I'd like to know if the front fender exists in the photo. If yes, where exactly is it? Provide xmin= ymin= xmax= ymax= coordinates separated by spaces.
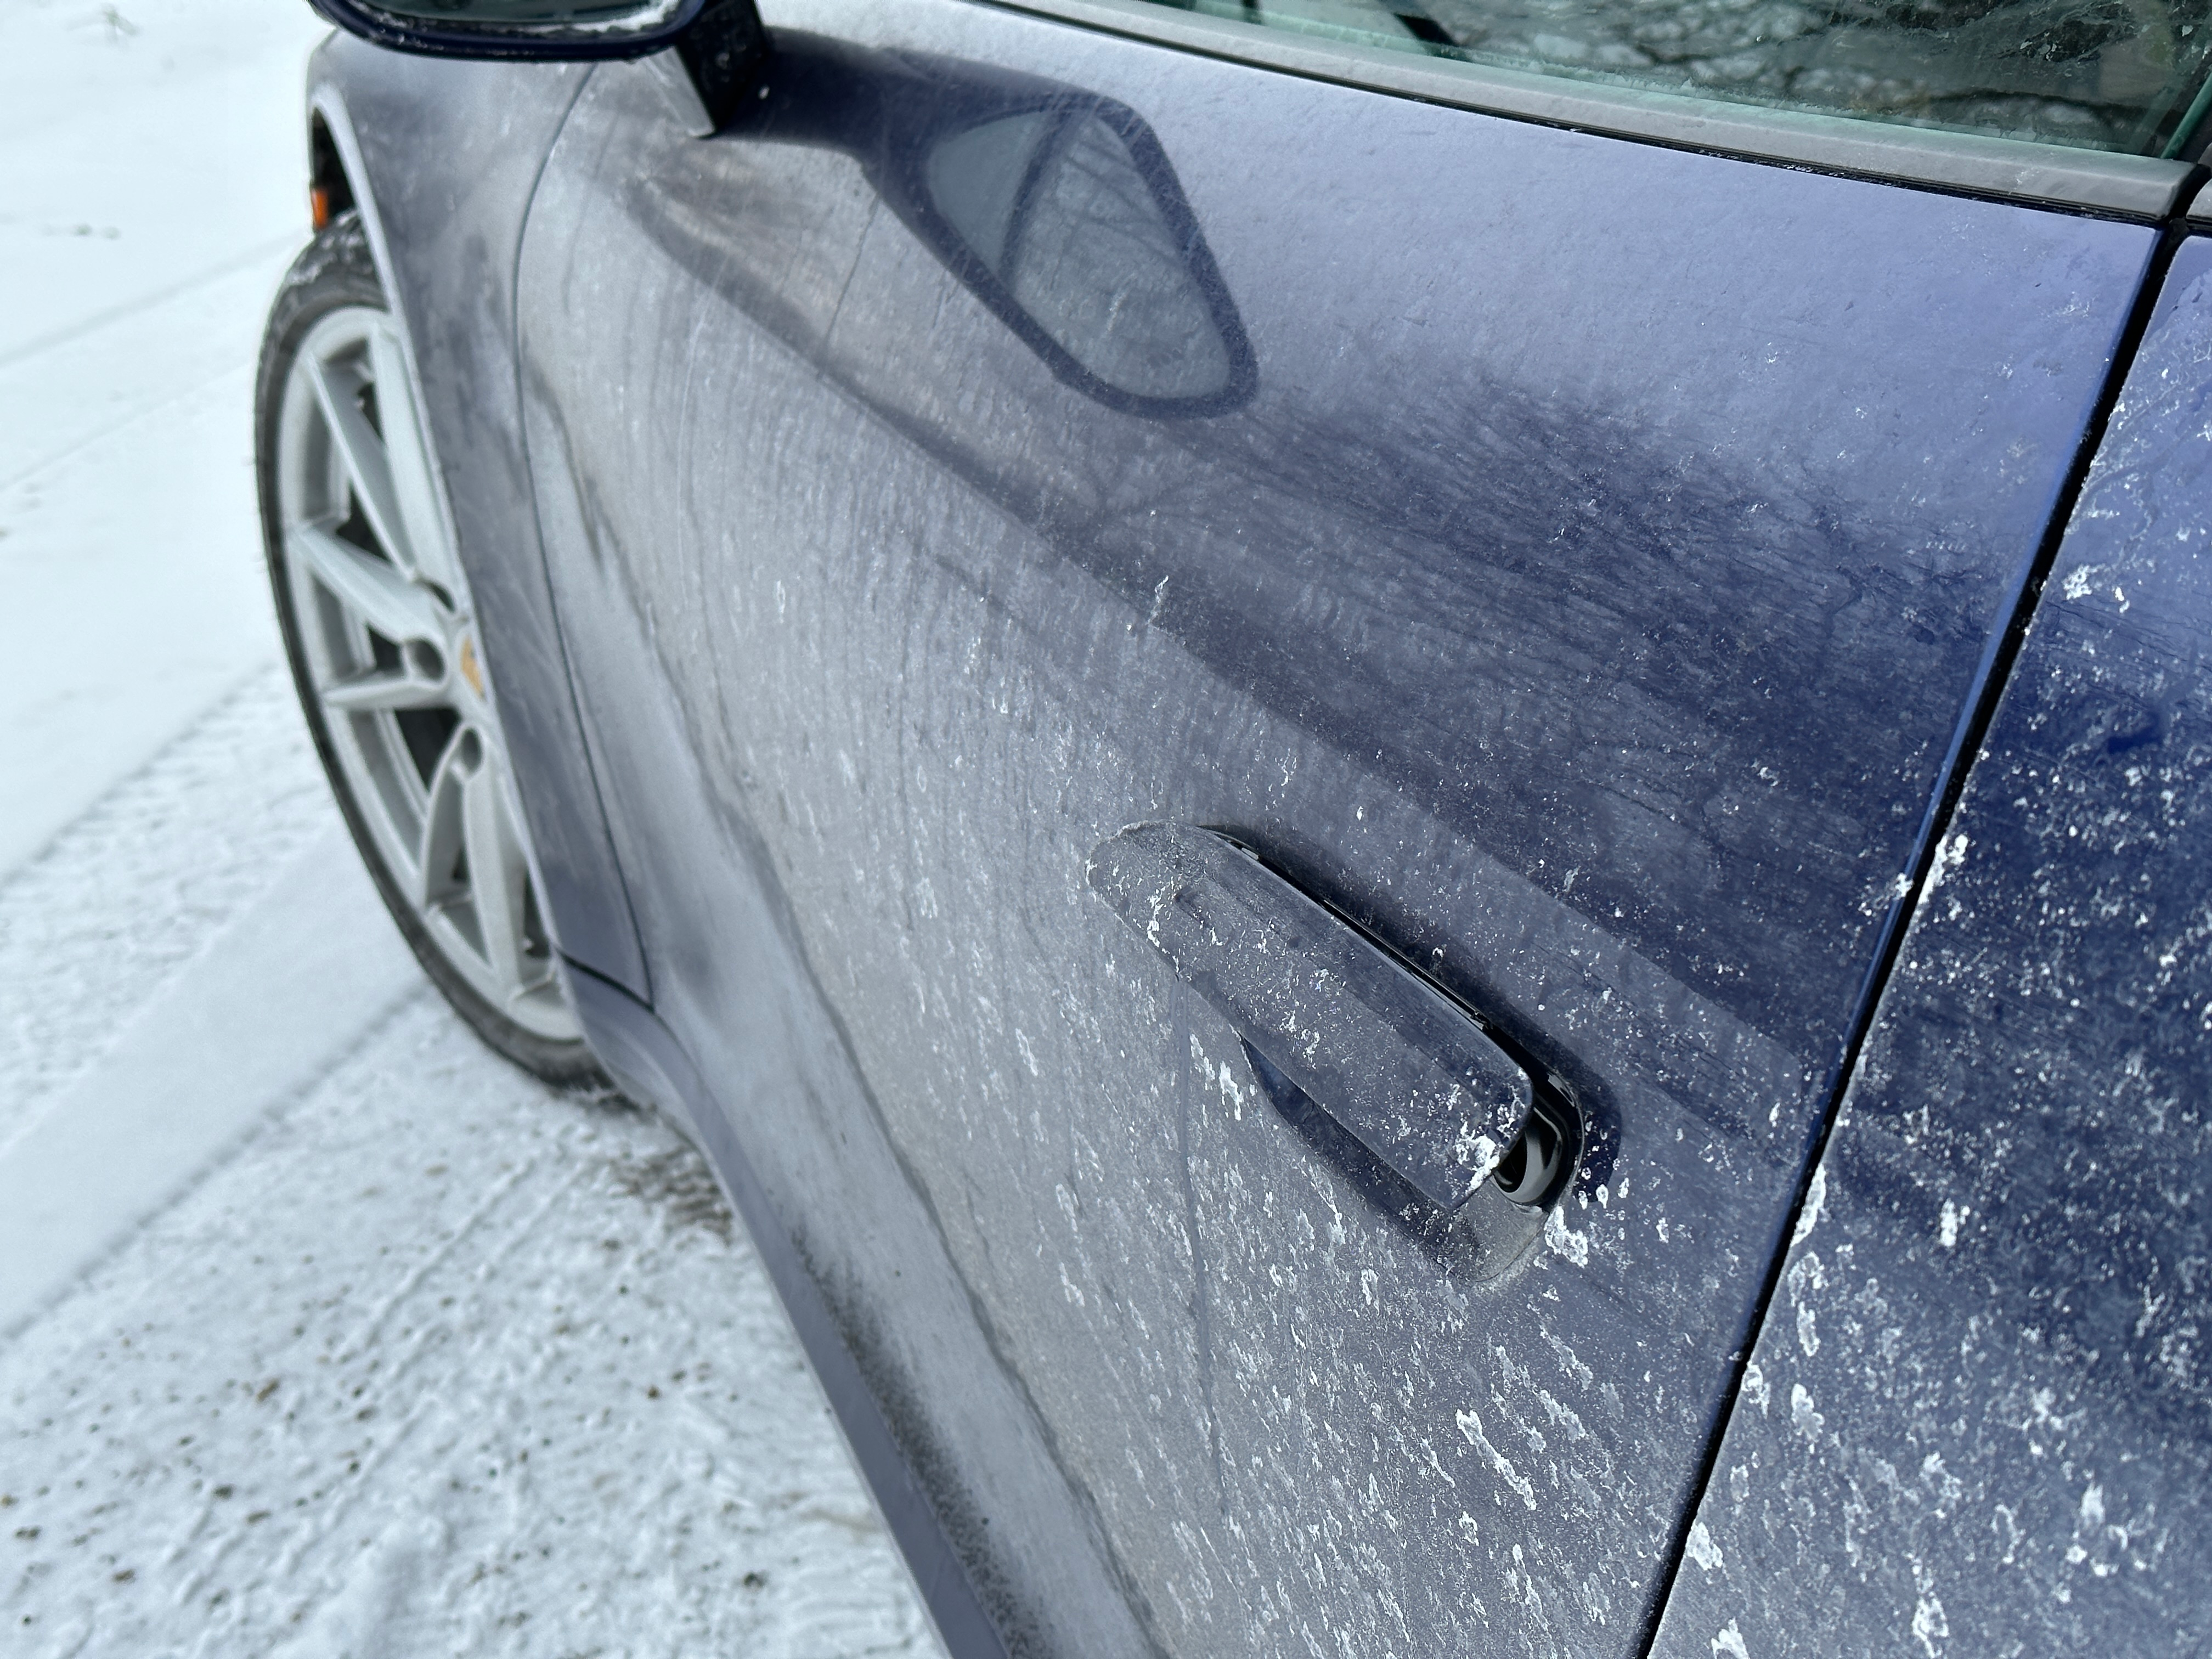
xmin=306 ymin=41 xmax=650 ymax=1001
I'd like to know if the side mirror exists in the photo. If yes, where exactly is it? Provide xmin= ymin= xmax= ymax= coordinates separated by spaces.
xmin=311 ymin=0 xmax=766 ymax=126
xmin=309 ymin=0 xmax=706 ymax=58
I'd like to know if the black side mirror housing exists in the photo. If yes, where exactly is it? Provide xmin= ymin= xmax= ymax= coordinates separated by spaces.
xmin=311 ymin=0 xmax=767 ymax=127
xmin=309 ymin=0 xmax=706 ymax=59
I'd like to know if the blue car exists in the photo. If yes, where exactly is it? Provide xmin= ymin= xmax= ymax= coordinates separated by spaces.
xmin=261 ymin=0 xmax=2212 ymax=1651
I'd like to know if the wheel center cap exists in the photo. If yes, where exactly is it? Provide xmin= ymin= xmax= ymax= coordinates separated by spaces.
xmin=456 ymin=634 xmax=486 ymax=699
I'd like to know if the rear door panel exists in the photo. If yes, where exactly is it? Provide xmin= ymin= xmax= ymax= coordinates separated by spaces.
xmin=514 ymin=2 xmax=2153 ymax=1649
xmin=1650 ymin=235 xmax=2212 ymax=1659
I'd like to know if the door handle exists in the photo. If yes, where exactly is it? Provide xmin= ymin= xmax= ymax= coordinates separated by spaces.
xmin=1087 ymin=823 xmax=1539 ymax=1213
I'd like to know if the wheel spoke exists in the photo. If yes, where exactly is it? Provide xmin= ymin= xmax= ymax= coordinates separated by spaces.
xmin=287 ymin=522 xmax=444 ymax=648
xmin=303 ymin=352 xmax=418 ymax=575
xmin=416 ymin=729 xmax=471 ymax=912
xmin=461 ymin=754 xmax=533 ymax=1001
xmin=365 ymin=326 xmax=462 ymax=596
xmin=320 ymin=665 xmax=448 ymax=713
xmin=275 ymin=298 xmax=578 ymax=1047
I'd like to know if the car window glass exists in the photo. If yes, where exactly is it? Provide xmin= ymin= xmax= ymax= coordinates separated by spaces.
xmin=1132 ymin=0 xmax=2212 ymax=155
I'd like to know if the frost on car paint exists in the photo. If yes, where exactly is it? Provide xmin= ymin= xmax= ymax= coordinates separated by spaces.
xmin=307 ymin=0 xmax=2196 ymax=1647
xmin=1651 ymin=239 xmax=2212 ymax=1659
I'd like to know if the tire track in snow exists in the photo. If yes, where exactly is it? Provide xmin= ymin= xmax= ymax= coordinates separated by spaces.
xmin=0 ymin=236 xmax=295 ymax=375
xmin=1 ymin=708 xmax=943 ymax=1657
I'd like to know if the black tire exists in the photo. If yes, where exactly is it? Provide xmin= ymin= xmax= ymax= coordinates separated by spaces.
xmin=255 ymin=215 xmax=604 ymax=1088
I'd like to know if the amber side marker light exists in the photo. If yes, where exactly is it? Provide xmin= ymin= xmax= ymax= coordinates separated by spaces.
xmin=310 ymin=185 xmax=334 ymax=233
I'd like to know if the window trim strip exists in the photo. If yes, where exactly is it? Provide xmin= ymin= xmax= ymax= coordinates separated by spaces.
xmin=983 ymin=0 xmax=2203 ymax=219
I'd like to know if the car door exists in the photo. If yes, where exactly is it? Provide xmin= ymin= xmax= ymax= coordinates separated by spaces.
xmin=511 ymin=0 xmax=2181 ymax=1651
xmin=1649 ymin=228 xmax=2212 ymax=1658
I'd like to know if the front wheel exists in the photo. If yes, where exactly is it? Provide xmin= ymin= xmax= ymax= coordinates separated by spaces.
xmin=255 ymin=216 xmax=600 ymax=1085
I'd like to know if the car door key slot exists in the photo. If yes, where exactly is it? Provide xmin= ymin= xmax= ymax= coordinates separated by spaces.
xmin=1088 ymin=823 xmax=1534 ymax=1212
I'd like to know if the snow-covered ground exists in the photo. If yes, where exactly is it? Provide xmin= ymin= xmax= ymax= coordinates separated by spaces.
xmin=0 ymin=0 xmax=311 ymax=873
xmin=1 ymin=5 xmax=941 ymax=1654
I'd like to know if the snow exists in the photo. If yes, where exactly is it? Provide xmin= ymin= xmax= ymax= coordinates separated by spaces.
xmin=0 ymin=805 xmax=420 ymax=1336
xmin=2 ymin=977 xmax=934 ymax=1657
xmin=2 ymin=7 xmax=944 ymax=1653
xmin=0 ymin=0 xmax=317 ymax=873
xmin=0 ymin=676 xmax=338 ymax=1145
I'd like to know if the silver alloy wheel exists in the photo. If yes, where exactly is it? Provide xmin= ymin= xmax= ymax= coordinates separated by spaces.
xmin=272 ymin=304 xmax=579 ymax=1042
